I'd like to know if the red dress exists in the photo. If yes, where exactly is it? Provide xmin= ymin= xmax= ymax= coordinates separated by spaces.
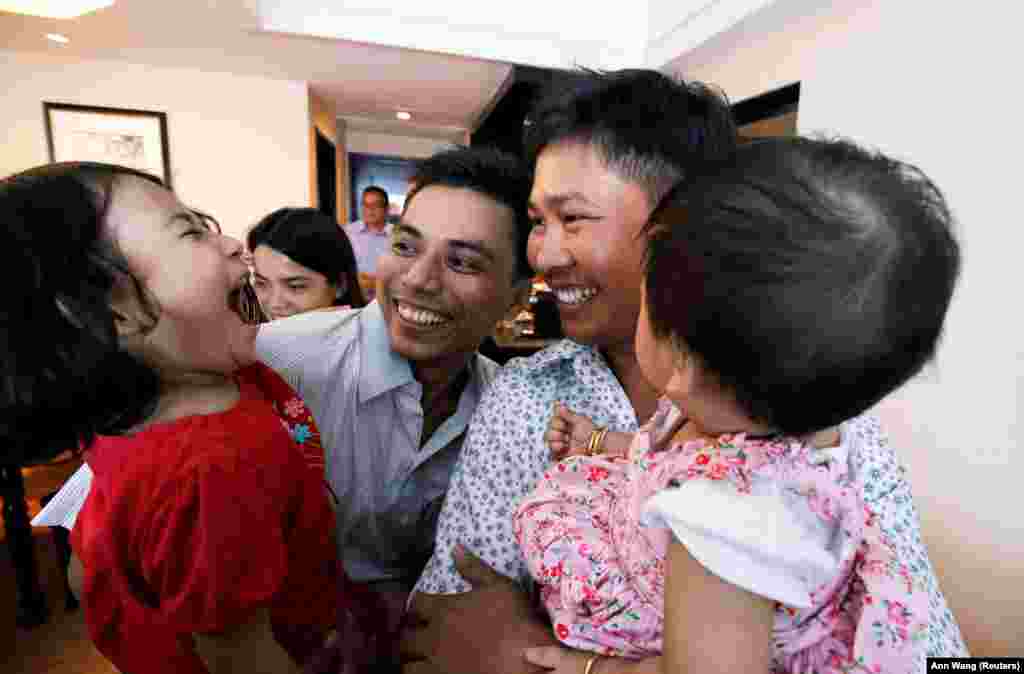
xmin=71 ymin=363 xmax=342 ymax=673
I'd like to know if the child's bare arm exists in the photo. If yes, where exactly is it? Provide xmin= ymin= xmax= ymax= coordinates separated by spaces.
xmin=599 ymin=431 xmax=632 ymax=459
xmin=546 ymin=402 xmax=633 ymax=460
xmin=661 ymin=541 xmax=774 ymax=674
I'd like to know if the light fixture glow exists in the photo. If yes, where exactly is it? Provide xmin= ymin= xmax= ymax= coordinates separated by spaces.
xmin=396 ymin=111 xmax=412 ymax=121
xmin=0 ymin=0 xmax=116 ymax=19
xmin=45 ymin=32 xmax=69 ymax=43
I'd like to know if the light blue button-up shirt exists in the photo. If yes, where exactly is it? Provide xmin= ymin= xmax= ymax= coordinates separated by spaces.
xmin=343 ymin=221 xmax=392 ymax=274
xmin=255 ymin=301 xmax=499 ymax=584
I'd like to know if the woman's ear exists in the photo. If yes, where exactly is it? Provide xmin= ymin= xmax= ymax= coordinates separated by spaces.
xmin=109 ymin=280 xmax=154 ymax=339
xmin=334 ymin=276 xmax=348 ymax=301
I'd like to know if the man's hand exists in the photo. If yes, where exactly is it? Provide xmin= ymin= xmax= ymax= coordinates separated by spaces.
xmin=192 ymin=608 xmax=302 ymax=674
xmin=400 ymin=546 xmax=557 ymax=674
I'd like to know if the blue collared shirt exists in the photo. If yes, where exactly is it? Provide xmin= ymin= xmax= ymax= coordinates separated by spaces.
xmin=344 ymin=220 xmax=392 ymax=274
xmin=255 ymin=301 xmax=499 ymax=583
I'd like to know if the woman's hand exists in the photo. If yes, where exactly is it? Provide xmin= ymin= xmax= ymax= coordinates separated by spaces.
xmin=546 ymin=402 xmax=597 ymax=459
xmin=525 ymin=647 xmax=661 ymax=674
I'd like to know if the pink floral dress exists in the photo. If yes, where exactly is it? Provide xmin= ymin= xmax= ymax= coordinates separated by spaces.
xmin=513 ymin=397 xmax=929 ymax=673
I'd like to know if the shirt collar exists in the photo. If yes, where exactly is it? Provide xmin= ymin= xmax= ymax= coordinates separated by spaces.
xmin=358 ymin=221 xmax=392 ymax=236
xmin=356 ymin=300 xmax=494 ymax=405
xmin=520 ymin=338 xmax=641 ymax=431
xmin=358 ymin=300 xmax=415 ymax=403
xmin=415 ymin=356 xmax=493 ymax=464
xmin=517 ymin=338 xmax=594 ymax=374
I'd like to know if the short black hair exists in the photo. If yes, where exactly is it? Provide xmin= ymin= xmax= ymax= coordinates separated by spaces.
xmin=362 ymin=185 xmax=389 ymax=206
xmin=406 ymin=146 xmax=533 ymax=281
xmin=524 ymin=68 xmax=738 ymax=204
xmin=643 ymin=136 xmax=961 ymax=435
xmin=1 ymin=162 xmax=167 ymax=464
xmin=248 ymin=207 xmax=367 ymax=308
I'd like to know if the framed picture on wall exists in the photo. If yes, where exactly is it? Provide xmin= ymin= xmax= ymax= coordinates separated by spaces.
xmin=43 ymin=102 xmax=172 ymax=187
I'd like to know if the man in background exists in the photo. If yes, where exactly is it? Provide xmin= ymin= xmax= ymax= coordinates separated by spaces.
xmin=346 ymin=185 xmax=392 ymax=299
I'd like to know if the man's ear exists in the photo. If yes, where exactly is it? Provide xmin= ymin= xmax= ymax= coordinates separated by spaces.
xmin=664 ymin=351 xmax=698 ymax=401
xmin=663 ymin=369 xmax=694 ymax=402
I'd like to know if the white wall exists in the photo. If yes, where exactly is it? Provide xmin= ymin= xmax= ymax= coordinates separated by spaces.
xmin=345 ymin=130 xmax=454 ymax=159
xmin=1 ymin=49 xmax=310 ymax=241
xmin=663 ymin=0 xmax=851 ymax=103
xmin=254 ymin=0 xmax=646 ymax=70
xmin=666 ymin=0 xmax=1023 ymax=655
xmin=645 ymin=0 xmax=776 ymax=70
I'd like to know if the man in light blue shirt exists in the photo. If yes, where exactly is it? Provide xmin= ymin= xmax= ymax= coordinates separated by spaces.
xmin=344 ymin=186 xmax=392 ymax=275
xmin=256 ymin=148 xmax=532 ymax=590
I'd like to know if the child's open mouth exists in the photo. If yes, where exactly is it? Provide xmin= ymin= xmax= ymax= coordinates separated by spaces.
xmin=229 ymin=278 xmax=268 ymax=325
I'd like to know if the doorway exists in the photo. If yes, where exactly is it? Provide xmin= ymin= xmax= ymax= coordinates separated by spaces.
xmin=348 ymin=153 xmax=417 ymax=224
xmin=315 ymin=130 xmax=337 ymax=220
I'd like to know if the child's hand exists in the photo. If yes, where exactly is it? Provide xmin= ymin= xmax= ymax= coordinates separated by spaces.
xmin=545 ymin=402 xmax=597 ymax=460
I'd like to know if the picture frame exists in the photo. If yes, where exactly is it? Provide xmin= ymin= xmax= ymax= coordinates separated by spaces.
xmin=43 ymin=102 xmax=172 ymax=187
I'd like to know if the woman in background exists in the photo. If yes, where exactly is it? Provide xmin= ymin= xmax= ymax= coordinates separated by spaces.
xmin=249 ymin=207 xmax=368 ymax=320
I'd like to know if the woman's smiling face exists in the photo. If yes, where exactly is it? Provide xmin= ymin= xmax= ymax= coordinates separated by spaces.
xmin=252 ymin=244 xmax=338 ymax=320
xmin=527 ymin=141 xmax=653 ymax=350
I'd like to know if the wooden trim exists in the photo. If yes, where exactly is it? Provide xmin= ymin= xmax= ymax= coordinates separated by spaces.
xmin=731 ymin=82 xmax=800 ymax=127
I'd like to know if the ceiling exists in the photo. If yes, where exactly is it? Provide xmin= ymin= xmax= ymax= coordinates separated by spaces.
xmin=0 ymin=0 xmax=514 ymax=138
xmin=0 ymin=0 xmax=778 ymax=138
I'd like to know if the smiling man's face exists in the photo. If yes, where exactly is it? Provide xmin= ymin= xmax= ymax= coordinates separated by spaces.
xmin=376 ymin=185 xmax=522 ymax=368
xmin=527 ymin=141 xmax=652 ymax=350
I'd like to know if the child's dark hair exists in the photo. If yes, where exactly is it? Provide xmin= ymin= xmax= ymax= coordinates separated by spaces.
xmin=524 ymin=68 xmax=738 ymax=205
xmin=407 ymin=146 xmax=533 ymax=281
xmin=247 ymin=207 xmax=368 ymax=308
xmin=643 ymin=137 xmax=961 ymax=435
xmin=1 ymin=162 xmax=173 ymax=464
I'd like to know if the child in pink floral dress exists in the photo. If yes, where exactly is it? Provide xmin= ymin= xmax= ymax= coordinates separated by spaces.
xmin=514 ymin=137 xmax=960 ymax=674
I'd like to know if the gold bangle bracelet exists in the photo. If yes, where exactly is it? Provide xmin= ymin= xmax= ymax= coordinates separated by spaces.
xmin=586 ymin=427 xmax=606 ymax=456
xmin=584 ymin=654 xmax=604 ymax=674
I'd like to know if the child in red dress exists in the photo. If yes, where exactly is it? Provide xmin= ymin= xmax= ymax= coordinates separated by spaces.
xmin=0 ymin=162 xmax=381 ymax=673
